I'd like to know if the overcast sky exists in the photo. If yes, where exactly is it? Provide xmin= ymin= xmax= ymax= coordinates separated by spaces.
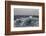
xmin=14 ymin=8 xmax=39 ymax=16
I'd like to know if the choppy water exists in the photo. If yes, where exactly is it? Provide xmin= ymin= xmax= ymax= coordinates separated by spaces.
xmin=14 ymin=15 xmax=39 ymax=27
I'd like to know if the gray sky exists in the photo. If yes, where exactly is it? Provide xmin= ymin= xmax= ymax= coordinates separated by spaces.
xmin=14 ymin=8 xmax=39 ymax=16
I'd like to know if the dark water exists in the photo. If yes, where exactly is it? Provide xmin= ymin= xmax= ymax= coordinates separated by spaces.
xmin=14 ymin=15 xmax=39 ymax=27
xmin=14 ymin=15 xmax=39 ymax=20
